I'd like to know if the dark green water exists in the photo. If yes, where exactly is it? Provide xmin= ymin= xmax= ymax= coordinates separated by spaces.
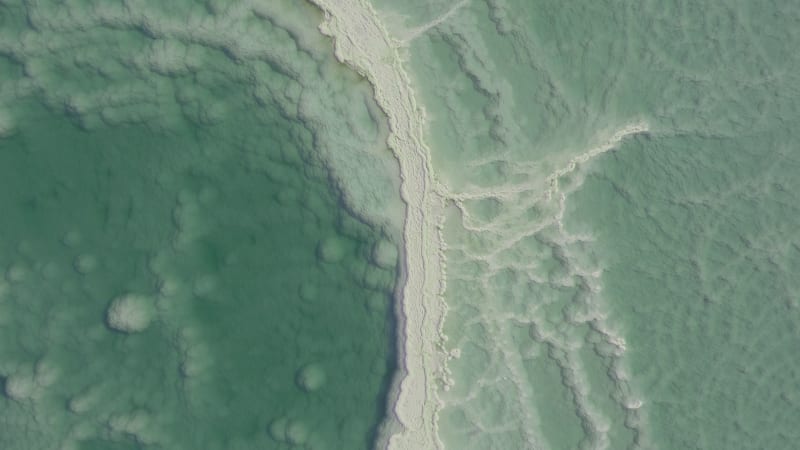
xmin=0 ymin=1 xmax=400 ymax=449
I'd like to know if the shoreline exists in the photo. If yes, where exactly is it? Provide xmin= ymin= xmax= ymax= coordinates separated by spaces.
xmin=306 ymin=0 xmax=448 ymax=449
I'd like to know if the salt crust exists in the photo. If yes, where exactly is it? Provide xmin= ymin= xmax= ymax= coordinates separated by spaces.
xmin=307 ymin=1 xmax=651 ymax=449
xmin=308 ymin=1 xmax=449 ymax=448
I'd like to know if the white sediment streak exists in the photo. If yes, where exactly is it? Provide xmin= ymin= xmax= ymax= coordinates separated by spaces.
xmin=399 ymin=0 xmax=469 ymax=45
xmin=307 ymin=1 xmax=447 ymax=449
xmin=545 ymin=121 xmax=650 ymax=200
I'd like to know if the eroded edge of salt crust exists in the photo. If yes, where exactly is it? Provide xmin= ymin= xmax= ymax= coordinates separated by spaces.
xmin=306 ymin=1 xmax=449 ymax=449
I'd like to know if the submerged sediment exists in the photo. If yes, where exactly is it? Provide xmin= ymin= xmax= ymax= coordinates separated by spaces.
xmin=312 ymin=1 xmax=800 ymax=449
xmin=0 ymin=1 xmax=402 ymax=448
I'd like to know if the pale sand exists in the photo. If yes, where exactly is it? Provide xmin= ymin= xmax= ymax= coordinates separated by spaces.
xmin=307 ymin=1 xmax=448 ymax=449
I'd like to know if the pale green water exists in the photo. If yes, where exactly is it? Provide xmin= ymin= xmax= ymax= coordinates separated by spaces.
xmin=366 ymin=0 xmax=800 ymax=449
xmin=4 ymin=0 xmax=800 ymax=449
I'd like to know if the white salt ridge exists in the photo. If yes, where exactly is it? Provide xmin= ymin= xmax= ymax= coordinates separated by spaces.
xmin=308 ymin=1 xmax=656 ymax=449
xmin=309 ymin=1 xmax=448 ymax=448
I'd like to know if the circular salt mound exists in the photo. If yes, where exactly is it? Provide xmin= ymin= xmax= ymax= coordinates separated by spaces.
xmin=268 ymin=417 xmax=288 ymax=442
xmin=299 ymin=282 xmax=318 ymax=302
xmin=73 ymin=254 xmax=97 ymax=274
xmin=3 ymin=374 xmax=36 ymax=401
xmin=317 ymin=237 xmax=346 ymax=263
xmin=62 ymin=231 xmax=82 ymax=247
xmin=296 ymin=364 xmax=326 ymax=392
xmin=372 ymin=239 xmax=398 ymax=269
xmin=268 ymin=417 xmax=308 ymax=445
xmin=106 ymin=294 xmax=155 ymax=333
xmin=286 ymin=420 xmax=309 ymax=445
xmin=365 ymin=293 xmax=387 ymax=314
xmin=0 ymin=110 xmax=15 ymax=138
xmin=5 ymin=262 xmax=28 ymax=283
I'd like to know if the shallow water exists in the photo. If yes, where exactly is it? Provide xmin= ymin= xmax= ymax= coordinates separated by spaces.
xmin=0 ymin=1 xmax=401 ymax=449
xmin=4 ymin=0 xmax=800 ymax=449
xmin=363 ymin=0 xmax=800 ymax=448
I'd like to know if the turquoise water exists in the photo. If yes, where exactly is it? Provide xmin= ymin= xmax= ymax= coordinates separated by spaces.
xmin=0 ymin=1 xmax=402 ymax=449
xmin=4 ymin=0 xmax=800 ymax=449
